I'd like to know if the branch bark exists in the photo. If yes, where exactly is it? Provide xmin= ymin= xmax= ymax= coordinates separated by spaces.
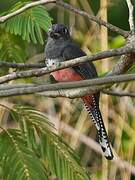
xmin=126 ymin=0 xmax=135 ymax=33
xmin=102 ymin=89 xmax=135 ymax=98
xmin=0 ymin=45 xmax=134 ymax=84
xmin=0 ymin=61 xmax=45 ymax=69
xmin=107 ymin=54 xmax=135 ymax=76
xmin=0 ymin=73 xmax=135 ymax=98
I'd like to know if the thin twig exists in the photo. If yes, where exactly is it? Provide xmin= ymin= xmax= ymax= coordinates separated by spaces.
xmin=0 ymin=45 xmax=133 ymax=84
xmin=0 ymin=0 xmax=56 ymax=23
xmin=0 ymin=61 xmax=45 ymax=69
xmin=126 ymin=0 xmax=135 ymax=33
xmin=0 ymin=73 xmax=135 ymax=98
xmin=102 ymin=89 xmax=135 ymax=98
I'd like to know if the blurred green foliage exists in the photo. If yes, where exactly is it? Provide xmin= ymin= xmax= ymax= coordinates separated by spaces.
xmin=0 ymin=106 xmax=90 ymax=180
xmin=0 ymin=1 xmax=52 ymax=62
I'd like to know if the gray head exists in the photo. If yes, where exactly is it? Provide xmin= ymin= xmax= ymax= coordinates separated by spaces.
xmin=48 ymin=24 xmax=70 ymax=40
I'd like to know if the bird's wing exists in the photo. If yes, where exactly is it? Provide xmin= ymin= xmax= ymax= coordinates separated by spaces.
xmin=62 ymin=43 xmax=98 ymax=79
xmin=62 ymin=43 xmax=99 ymax=103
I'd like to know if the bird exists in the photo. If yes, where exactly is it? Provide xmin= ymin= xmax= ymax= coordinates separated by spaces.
xmin=44 ymin=23 xmax=114 ymax=160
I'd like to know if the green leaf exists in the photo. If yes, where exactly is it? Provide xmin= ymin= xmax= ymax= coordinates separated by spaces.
xmin=0 ymin=2 xmax=52 ymax=44
xmin=0 ymin=105 xmax=90 ymax=180
xmin=0 ymin=129 xmax=49 ymax=180
xmin=11 ymin=106 xmax=91 ymax=180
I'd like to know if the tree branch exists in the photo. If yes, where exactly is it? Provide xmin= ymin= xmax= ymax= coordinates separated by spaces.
xmin=107 ymin=54 xmax=135 ymax=76
xmin=0 ymin=73 xmax=135 ymax=98
xmin=126 ymin=0 xmax=135 ymax=33
xmin=0 ymin=61 xmax=45 ymax=69
xmin=0 ymin=45 xmax=134 ymax=84
xmin=102 ymin=88 xmax=135 ymax=97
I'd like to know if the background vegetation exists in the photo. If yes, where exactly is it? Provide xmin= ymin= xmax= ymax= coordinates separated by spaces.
xmin=0 ymin=0 xmax=135 ymax=180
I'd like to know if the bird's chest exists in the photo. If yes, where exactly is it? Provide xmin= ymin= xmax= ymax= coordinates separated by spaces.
xmin=51 ymin=68 xmax=82 ymax=82
xmin=45 ymin=39 xmax=66 ymax=59
xmin=46 ymin=57 xmax=82 ymax=82
xmin=45 ymin=38 xmax=82 ymax=82
xmin=46 ymin=46 xmax=62 ymax=59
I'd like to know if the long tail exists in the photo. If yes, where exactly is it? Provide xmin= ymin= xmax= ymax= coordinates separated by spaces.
xmin=82 ymin=95 xmax=114 ymax=160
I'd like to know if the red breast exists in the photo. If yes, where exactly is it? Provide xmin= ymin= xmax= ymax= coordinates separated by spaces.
xmin=51 ymin=68 xmax=82 ymax=82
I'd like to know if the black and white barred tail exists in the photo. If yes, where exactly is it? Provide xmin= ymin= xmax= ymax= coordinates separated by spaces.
xmin=83 ymin=95 xmax=114 ymax=160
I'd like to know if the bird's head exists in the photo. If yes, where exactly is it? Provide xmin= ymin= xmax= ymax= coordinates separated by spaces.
xmin=48 ymin=24 xmax=70 ymax=40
